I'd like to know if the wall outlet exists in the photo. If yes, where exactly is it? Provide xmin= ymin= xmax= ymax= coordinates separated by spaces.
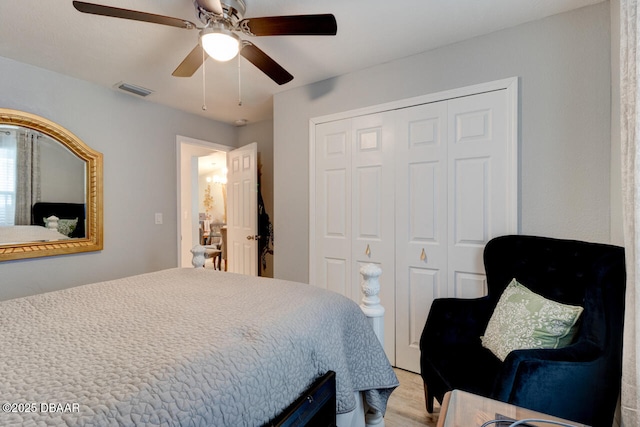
xmin=155 ymin=213 xmax=163 ymax=225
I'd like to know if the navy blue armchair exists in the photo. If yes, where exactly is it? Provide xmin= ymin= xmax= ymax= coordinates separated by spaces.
xmin=420 ymin=235 xmax=625 ymax=427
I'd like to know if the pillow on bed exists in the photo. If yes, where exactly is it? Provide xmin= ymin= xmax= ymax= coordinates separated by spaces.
xmin=480 ymin=278 xmax=583 ymax=361
xmin=45 ymin=217 xmax=78 ymax=237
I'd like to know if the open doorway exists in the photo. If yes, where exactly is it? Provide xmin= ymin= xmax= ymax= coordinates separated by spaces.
xmin=197 ymin=152 xmax=228 ymax=270
xmin=176 ymin=135 xmax=231 ymax=268
xmin=177 ymin=136 xmax=271 ymax=276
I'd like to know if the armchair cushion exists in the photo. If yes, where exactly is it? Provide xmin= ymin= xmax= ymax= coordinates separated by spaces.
xmin=481 ymin=278 xmax=583 ymax=361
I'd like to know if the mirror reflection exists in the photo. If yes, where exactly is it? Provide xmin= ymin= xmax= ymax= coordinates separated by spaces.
xmin=0 ymin=108 xmax=102 ymax=261
xmin=0 ymin=125 xmax=86 ymax=245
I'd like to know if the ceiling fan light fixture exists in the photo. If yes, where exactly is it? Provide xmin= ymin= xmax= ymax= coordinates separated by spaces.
xmin=200 ymin=26 xmax=240 ymax=62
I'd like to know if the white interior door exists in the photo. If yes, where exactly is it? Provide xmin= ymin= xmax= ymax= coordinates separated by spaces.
xmin=313 ymin=114 xmax=396 ymax=361
xmin=394 ymin=89 xmax=516 ymax=373
xmin=350 ymin=112 xmax=396 ymax=361
xmin=447 ymin=90 xmax=511 ymax=300
xmin=314 ymin=118 xmax=352 ymax=296
xmin=395 ymin=102 xmax=449 ymax=373
xmin=226 ymin=142 xmax=258 ymax=275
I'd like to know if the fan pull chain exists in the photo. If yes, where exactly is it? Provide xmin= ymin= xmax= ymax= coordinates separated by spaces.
xmin=202 ymin=47 xmax=207 ymax=111
xmin=237 ymin=53 xmax=242 ymax=107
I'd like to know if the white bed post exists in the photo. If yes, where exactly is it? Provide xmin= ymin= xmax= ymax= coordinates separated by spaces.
xmin=190 ymin=245 xmax=206 ymax=268
xmin=359 ymin=264 xmax=385 ymax=427
xmin=45 ymin=215 xmax=59 ymax=230
xmin=359 ymin=264 xmax=384 ymax=345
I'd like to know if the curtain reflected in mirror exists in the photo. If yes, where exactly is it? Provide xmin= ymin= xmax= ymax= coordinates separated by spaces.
xmin=15 ymin=130 xmax=40 ymax=225
xmin=0 ymin=128 xmax=42 ymax=226
xmin=0 ymin=109 xmax=102 ymax=261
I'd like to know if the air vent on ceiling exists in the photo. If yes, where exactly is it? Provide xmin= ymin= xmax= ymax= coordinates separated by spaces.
xmin=115 ymin=82 xmax=154 ymax=97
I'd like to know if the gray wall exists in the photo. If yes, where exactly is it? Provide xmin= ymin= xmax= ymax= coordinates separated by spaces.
xmin=610 ymin=0 xmax=623 ymax=246
xmin=273 ymin=3 xmax=612 ymax=283
xmin=0 ymin=56 xmax=238 ymax=300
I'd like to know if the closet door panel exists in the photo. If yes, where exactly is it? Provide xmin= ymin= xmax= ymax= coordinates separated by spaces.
xmin=402 ymin=266 xmax=442 ymax=371
xmin=408 ymin=161 xmax=442 ymax=241
xmin=453 ymin=156 xmax=490 ymax=244
xmin=448 ymin=90 xmax=509 ymax=299
xmin=325 ymin=169 xmax=348 ymax=237
xmin=354 ymin=165 xmax=383 ymax=239
xmin=314 ymin=119 xmax=352 ymax=295
xmin=395 ymin=102 xmax=448 ymax=373
xmin=324 ymin=258 xmax=348 ymax=296
xmin=453 ymin=271 xmax=488 ymax=299
xmin=351 ymin=113 xmax=396 ymax=361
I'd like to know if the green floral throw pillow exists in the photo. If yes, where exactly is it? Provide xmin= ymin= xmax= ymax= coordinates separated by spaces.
xmin=481 ymin=278 xmax=584 ymax=361
xmin=57 ymin=218 xmax=78 ymax=236
xmin=44 ymin=217 xmax=78 ymax=237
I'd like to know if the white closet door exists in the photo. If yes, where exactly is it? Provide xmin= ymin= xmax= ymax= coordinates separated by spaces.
xmin=447 ymin=90 xmax=511 ymax=300
xmin=350 ymin=112 xmax=396 ymax=361
xmin=395 ymin=89 xmax=515 ymax=373
xmin=395 ymin=102 xmax=448 ymax=373
xmin=313 ymin=82 xmax=517 ymax=373
xmin=314 ymin=119 xmax=353 ymax=297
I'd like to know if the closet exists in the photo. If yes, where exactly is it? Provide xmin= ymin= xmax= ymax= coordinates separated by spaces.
xmin=310 ymin=79 xmax=518 ymax=372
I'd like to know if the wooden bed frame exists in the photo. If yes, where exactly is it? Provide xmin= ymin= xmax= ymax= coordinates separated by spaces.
xmin=268 ymin=371 xmax=336 ymax=427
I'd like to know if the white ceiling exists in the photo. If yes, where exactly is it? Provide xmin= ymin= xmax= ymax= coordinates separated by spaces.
xmin=0 ymin=0 xmax=603 ymax=126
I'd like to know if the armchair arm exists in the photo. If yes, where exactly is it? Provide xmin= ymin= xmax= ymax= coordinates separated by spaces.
xmin=420 ymin=296 xmax=494 ymax=350
xmin=492 ymin=341 xmax=604 ymax=421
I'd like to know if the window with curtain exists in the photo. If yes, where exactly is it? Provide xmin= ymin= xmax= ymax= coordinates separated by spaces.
xmin=0 ymin=130 xmax=17 ymax=226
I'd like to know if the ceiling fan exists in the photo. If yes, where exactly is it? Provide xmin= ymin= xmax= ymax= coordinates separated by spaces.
xmin=72 ymin=0 xmax=337 ymax=85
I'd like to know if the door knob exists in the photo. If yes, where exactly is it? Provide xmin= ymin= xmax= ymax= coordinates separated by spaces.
xmin=246 ymin=235 xmax=260 ymax=240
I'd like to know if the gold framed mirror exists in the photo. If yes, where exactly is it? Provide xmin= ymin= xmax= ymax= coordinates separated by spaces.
xmin=0 ymin=109 xmax=103 ymax=261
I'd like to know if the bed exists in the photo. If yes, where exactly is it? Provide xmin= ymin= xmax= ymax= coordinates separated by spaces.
xmin=0 ymin=267 xmax=398 ymax=426
xmin=32 ymin=202 xmax=86 ymax=238
xmin=0 ymin=225 xmax=70 ymax=245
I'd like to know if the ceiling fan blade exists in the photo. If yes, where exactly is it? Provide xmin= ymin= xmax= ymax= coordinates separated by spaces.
xmin=72 ymin=1 xmax=197 ymax=29
xmin=172 ymin=45 xmax=207 ymax=77
xmin=239 ymin=14 xmax=337 ymax=36
xmin=194 ymin=0 xmax=223 ymax=16
xmin=240 ymin=43 xmax=293 ymax=85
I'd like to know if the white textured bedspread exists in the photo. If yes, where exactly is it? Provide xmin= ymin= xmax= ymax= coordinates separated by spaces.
xmin=0 ymin=268 xmax=398 ymax=426
xmin=0 ymin=225 xmax=69 ymax=244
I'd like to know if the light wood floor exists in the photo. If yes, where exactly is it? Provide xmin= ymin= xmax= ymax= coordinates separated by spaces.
xmin=385 ymin=368 xmax=440 ymax=427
